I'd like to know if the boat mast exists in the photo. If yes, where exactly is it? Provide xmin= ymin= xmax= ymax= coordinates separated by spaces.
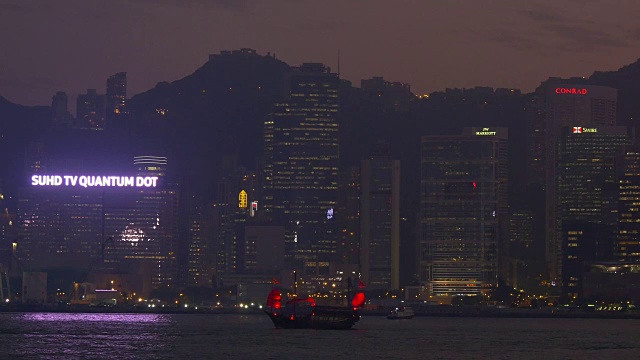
xmin=293 ymin=270 xmax=297 ymax=319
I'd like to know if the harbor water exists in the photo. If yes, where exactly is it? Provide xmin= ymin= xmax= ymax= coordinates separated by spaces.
xmin=0 ymin=313 xmax=638 ymax=359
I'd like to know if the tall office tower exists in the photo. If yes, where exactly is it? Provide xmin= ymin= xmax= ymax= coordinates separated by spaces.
xmin=0 ymin=182 xmax=16 ymax=269
xmin=508 ymin=211 xmax=535 ymax=289
xmin=618 ymin=146 xmax=640 ymax=263
xmin=76 ymin=89 xmax=106 ymax=130
xmin=262 ymin=116 xmax=275 ymax=215
xmin=187 ymin=204 xmax=215 ymax=287
xmin=18 ymin=158 xmax=179 ymax=290
xmin=557 ymin=126 xmax=631 ymax=300
xmin=106 ymin=72 xmax=127 ymax=128
xmin=265 ymin=63 xmax=340 ymax=273
xmin=528 ymin=80 xmax=617 ymax=281
xmin=51 ymin=91 xmax=74 ymax=127
xmin=336 ymin=166 xmax=360 ymax=266
xmin=419 ymin=127 xmax=508 ymax=301
xmin=17 ymin=188 xmax=104 ymax=266
xmin=212 ymin=168 xmax=257 ymax=276
xmin=562 ymin=222 xmax=615 ymax=303
xmin=103 ymin=187 xmax=179 ymax=288
xmin=360 ymin=145 xmax=400 ymax=290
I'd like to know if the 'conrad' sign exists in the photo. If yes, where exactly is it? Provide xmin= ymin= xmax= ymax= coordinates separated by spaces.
xmin=555 ymin=87 xmax=588 ymax=95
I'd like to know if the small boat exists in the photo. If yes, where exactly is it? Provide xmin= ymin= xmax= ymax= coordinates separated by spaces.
xmin=387 ymin=306 xmax=415 ymax=320
xmin=264 ymin=273 xmax=366 ymax=330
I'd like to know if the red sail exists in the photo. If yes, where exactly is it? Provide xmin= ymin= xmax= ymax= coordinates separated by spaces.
xmin=351 ymin=292 xmax=365 ymax=308
xmin=267 ymin=289 xmax=282 ymax=309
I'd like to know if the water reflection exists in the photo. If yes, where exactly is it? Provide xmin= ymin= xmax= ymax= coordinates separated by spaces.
xmin=22 ymin=312 xmax=169 ymax=323
xmin=3 ymin=313 xmax=173 ymax=359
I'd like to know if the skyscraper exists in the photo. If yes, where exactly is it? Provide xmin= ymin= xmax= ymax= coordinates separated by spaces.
xmin=360 ymin=145 xmax=400 ymax=290
xmin=17 ymin=157 xmax=179 ymax=289
xmin=106 ymin=72 xmax=127 ymax=128
xmin=264 ymin=63 xmax=340 ymax=274
xmin=557 ymin=125 xmax=631 ymax=301
xmin=618 ymin=146 xmax=640 ymax=264
xmin=51 ymin=91 xmax=74 ymax=128
xmin=528 ymin=80 xmax=617 ymax=281
xmin=76 ymin=89 xmax=106 ymax=130
xmin=419 ymin=127 xmax=508 ymax=301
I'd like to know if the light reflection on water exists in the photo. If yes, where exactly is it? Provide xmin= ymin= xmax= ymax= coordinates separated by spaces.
xmin=21 ymin=312 xmax=169 ymax=323
xmin=1 ymin=313 xmax=639 ymax=359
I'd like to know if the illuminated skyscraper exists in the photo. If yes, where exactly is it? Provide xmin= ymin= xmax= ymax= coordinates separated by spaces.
xmin=76 ymin=89 xmax=106 ymax=130
xmin=106 ymin=72 xmax=127 ymax=128
xmin=16 ymin=157 xmax=180 ymax=289
xmin=419 ymin=127 xmax=508 ymax=300
xmin=557 ymin=126 xmax=631 ymax=301
xmin=618 ymin=146 xmax=640 ymax=264
xmin=336 ymin=166 xmax=360 ymax=266
xmin=528 ymin=80 xmax=617 ymax=281
xmin=360 ymin=145 xmax=400 ymax=290
xmin=264 ymin=63 xmax=340 ymax=273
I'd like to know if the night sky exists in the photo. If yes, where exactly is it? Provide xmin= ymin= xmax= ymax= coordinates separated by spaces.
xmin=2 ymin=0 xmax=640 ymax=107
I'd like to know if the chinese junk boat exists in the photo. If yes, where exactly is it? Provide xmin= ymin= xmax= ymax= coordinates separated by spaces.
xmin=264 ymin=278 xmax=366 ymax=330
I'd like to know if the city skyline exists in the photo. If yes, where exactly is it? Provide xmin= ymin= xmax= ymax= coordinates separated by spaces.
xmin=2 ymin=0 xmax=640 ymax=107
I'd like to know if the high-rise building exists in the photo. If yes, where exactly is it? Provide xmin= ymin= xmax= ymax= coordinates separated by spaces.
xmin=419 ymin=127 xmax=508 ymax=301
xmin=212 ymin=167 xmax=258 ymax=276
xmin=187 ymin=203 xmax=216 ymax=288
xmin=264 ymin=63 xmax=340 ymax=273
xmin=336 ymin=166 xmax=360 ymax=266
xmin=16 ymin=157 xmax=179 ymax=289
xmin=360 ymin=145 xmax=400 ymax=290
xmin=76 ymin=89 xmax=106 ymax=130
xmin=562 ymin=222 xmax=615 ymax=303
xmin=528 ymin=80 xmax=617 ymax=281
xmin=555 ymin=125 xmax=630 ymax=293
xmin=106 ymin=72 xmax=127 ymax=128
xmin=618 ymin=146 xmax=640 ymax=264
xmin=51 ymin=91 xmax=74 ymax=127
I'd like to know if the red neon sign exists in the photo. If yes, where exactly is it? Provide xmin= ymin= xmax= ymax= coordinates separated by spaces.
xmin=555 ymin=87 xmax=588 ymax=95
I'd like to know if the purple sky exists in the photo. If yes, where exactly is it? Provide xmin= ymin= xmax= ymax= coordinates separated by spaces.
xmin=2 ymin=0 xmax=640 ymax=107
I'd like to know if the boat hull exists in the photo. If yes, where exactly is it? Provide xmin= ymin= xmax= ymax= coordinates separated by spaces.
xmin=386 ymin=314 xmax=414 ymax=320
xmin=265 ymin=307 xmax=360 ymax=330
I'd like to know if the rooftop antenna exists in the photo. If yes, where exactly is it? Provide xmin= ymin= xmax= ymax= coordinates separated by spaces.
xmin=337 ymin=49 xmax=341 ymax=76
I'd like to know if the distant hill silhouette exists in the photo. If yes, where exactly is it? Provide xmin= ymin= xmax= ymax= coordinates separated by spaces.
xmin=589 ymin=59 xmax=640 ymax=128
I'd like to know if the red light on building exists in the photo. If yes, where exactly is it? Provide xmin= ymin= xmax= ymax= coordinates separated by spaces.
xmin=555 ymin=87 xmax=588 ymax=95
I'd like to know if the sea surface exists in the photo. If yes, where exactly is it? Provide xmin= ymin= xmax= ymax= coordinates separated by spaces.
xmin=0 ymin=312 xmax=638 ymax=359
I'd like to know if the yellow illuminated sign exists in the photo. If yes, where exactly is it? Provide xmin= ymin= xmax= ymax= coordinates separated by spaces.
xmin=239 ymin=190 xmax=248 ymax=208
xmin=475 ymin=128 xmax=496 ymax=136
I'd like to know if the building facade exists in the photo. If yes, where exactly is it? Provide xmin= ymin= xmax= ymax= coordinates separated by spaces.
xmin=264 ymin=63 xmax=340 ymax=274
xmin=528 ymin=80 xmax=617 ymax=281
xmin=360 ymin=146 xmax=400 ymax=290
xmin=419 ymin=127 xmax=508 ymax=300
xmin=556 ymin=126 xmax=631 ymax=301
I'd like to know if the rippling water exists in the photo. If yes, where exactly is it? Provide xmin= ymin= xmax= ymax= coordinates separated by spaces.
xmin=0 ymin=312 xmax=639 ymax=359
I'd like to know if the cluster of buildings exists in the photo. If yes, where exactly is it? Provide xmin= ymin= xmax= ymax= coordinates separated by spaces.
xmin=2 ymin=49 xmax=640 ymax=307
xmin=51 ymin=72 xmax=127 ymax=130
